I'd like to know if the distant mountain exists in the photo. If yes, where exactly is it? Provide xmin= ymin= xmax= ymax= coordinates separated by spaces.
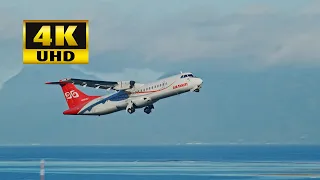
xmin=0 ymin=65 xmax=106 ymax=144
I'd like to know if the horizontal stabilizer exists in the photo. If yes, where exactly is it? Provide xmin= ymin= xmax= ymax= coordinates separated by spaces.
xmin=45 ymin=81 xmax=69 ymax=85
xmin=46 ymin=78 xmax=119 ymax=90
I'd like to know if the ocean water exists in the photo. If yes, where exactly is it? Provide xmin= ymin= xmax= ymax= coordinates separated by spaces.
xmin=0 ymin=145 xmax=320 ymax=180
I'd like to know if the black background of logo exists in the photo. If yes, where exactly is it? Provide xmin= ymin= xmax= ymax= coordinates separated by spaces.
xmin=25 ymin=22 xmax=87 ymax=49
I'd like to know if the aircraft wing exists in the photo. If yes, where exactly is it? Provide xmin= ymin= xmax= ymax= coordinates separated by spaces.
xmin=46 ymin=78 xmax=135 ymax=90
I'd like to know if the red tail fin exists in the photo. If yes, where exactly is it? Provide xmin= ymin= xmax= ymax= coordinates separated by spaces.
xmin=60 ymin=83 xmax=91 ymax=108
xmin=46 ymin=80 xmax=100 ymax=109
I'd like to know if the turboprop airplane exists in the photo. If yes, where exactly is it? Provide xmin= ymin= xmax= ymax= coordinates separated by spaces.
xmin=45 ymin=72 xmax=203 ymax=116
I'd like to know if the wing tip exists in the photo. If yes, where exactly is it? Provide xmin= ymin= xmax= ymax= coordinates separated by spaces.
xmin=45 ymin=81 xmax=60 ymax=84
xmin=45 ymin=78 xmax=72 ymax=85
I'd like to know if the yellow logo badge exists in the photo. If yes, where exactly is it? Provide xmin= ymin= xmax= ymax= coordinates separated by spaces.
xmin=23 ymin=20 xmax=89 ymax=64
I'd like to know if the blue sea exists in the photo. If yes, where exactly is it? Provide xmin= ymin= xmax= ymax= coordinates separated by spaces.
xmin=1 ymin=145 xmax=320 ymax=180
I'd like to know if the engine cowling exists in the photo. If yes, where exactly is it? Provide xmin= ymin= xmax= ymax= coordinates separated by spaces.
xmin=132 ymin=97 xmax=152 ymax=108
xmin=113 ymin=81 xmax=136 ymax=90
xmin=129 ymin=81 xmax=135 ymax=88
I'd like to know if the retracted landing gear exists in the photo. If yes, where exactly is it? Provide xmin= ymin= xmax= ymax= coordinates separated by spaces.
xmin=144 ymin=104 xmax=154 ymax=114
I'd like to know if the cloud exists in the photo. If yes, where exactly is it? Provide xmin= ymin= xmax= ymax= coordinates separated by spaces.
xmin=0 ymin=0 xmax=99 ymax=90
xmin=267 ymin=32 xmax=320 ymax=66
xmin=242 ymin=5 xmax=280 ymax=15
xmin=0 ymin=0 xmax=319 ymax=84
xmin=71 ymin=65 xmax=164 ymax=82
xmin=72 ymin=0 xmax=320 ymax=68
xmin=0 ymin=47 xmax=23 ymax=90
xmin=300 ymin=0 xmax=320 ymax=15
xmin=0 ymin=7 xmax=24 ymax=89
xmin=0 ymin=63 xmax=22 ymax=90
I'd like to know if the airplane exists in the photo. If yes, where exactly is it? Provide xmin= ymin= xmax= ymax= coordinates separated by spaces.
xmin=45 ymin=72 xmax=203 ymax=116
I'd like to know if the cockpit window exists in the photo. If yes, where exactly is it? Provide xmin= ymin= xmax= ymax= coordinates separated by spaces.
xmin=181 ymin=74 xmax=194 ymax=78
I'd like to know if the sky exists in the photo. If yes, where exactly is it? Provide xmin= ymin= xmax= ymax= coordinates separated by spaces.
xmin=0 ymin=0 xmax=320 ymax=145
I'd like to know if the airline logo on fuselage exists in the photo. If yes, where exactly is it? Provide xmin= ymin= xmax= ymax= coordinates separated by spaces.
xmin=173 ymin=83 xmax=188 ymax=89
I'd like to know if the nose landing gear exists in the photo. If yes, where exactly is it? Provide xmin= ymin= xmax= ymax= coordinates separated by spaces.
xmin=127 ymin=107 xmax=135 ymax=114
xmin=126 ymin=101 xmax=136 ymax=114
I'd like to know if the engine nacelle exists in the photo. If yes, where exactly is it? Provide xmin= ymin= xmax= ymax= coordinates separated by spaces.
xmin=129 ymin=80 xmax=135 ymax=88
xmin=132 ymin=97 xmax=152 ymax=108
xmin=113 ymin=81 xmax=135 ymax=90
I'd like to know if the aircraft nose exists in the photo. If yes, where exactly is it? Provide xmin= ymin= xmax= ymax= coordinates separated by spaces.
xmin=195 ymin=78 xmax=203 ymax=86
xmin=191 ymin=78 xmax=203 ymax=92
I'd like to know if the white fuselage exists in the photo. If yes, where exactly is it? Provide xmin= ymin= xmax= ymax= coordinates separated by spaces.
xmin=77 ymin=73 xmax=203 ymax=115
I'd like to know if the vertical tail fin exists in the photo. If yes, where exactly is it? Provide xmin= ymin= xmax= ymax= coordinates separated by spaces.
xmin=46 ymin=80 xmax=100 ymax=109
xmin=60 ymin=83 xmax=90 ymax=108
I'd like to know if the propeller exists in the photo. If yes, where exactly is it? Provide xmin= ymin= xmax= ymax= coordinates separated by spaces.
xmin=129 ymin=80 xmax=135 ymax=88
